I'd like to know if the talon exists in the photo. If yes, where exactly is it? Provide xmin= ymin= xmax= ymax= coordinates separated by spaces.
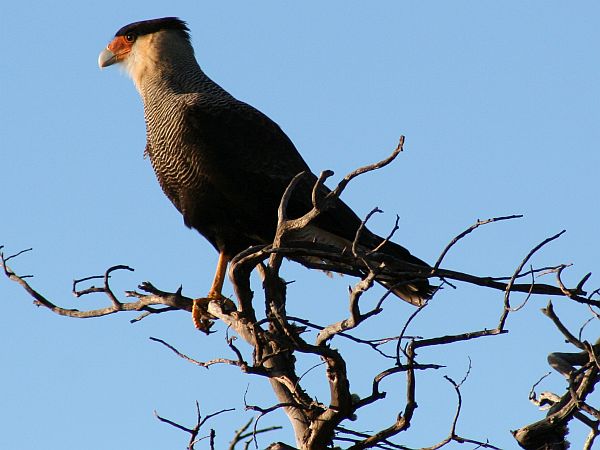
xmin=192 ymin=295 xmax=216 ymax=333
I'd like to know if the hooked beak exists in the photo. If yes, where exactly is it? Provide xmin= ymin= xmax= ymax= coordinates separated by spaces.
xmin=98 ymin=36 xmax=133 ymax=69
xmin=98 ymin=48 xmax=117 ymax=68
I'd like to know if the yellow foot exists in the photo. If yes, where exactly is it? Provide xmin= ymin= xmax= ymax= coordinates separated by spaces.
xmin=192 ymin=291 xmax=225 ymax=333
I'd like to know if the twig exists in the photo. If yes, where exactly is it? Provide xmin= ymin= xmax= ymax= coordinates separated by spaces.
xmin=2 ymin=247 xmax=33 ymax=263
xmin=352 ymin=207 xmax=383 ymax=258
xmin=73 ymin=264 xmax=134 ymax=308
xmin=500 ymin=230 xmax=566 ymax=330
xmin=421 ymin=370 xmax=500 ymax=450
xmin=508 ymin=265 xmax=537 ymax=312
xmin=396 ymin=302 xmax=429 ymax=363
xmin=316 ymin=271 xmax=379 ymax=345
xmin=528 ymin=372 xmax=552 ymax=406
xmin=154 ymin=402 xmax=233 ymax=450
xmin=367 ymin=215 xmax=401 ymax=256
xmin=228 ymin=418 xmax=282 ymax=450
xmin=542 ymin=301 xmax=586 ymax=350
xmin=433 ymin=215 xmax=523 ymax=270
xmin=288 ymin=315 xmax=420 ymax=359
xmin=579 ymin=316 xmax=596 ymax=343
xmin=2 ymin=253 xmax=192 ymax=318
xmin=150 ymin=336 xmax=265 ymax=375
xmin=335 ymin=427 xmax=408 ymax=449
xmin=332 ymin=136 xmax=405 ymax=199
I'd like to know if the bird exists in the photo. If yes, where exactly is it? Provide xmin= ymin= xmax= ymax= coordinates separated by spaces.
xmin=98 ymin=17 xmax=432 ymax=330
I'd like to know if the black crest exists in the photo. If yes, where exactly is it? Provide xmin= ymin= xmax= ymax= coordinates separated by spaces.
xmin=115 ymin=17 xmax=190 ymax=42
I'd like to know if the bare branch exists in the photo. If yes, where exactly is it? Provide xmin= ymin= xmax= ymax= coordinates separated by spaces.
xmin=316 ymin=271 xmax=379 ymax=346
xmin=509 ymin=265 xmax=536 ymax=312
xmin=2 ymin=247 xmax=33 ymax=263
xmin=2 ymin=252 xmax=191 ymax=318
xmin=500 ymin=230 xmax=567 ymax=330
xmin=352 ymin=207 xmax=383 ymax=258
xmin=332 ymin=136 xmax=405 ymax=199
xmin=542 ymin=301 xmax=586 ymax=351
xmin=228 ymin=417 xmax=283 ymax=450
xmin=528 ymin=372 xmax=552 ymax=406
xmin=367 ymin=215 xmax=400 ymax=256
xmin=154 ymin=402 xmax=233 ymax=450
xmin=72 ymin=265 xmax=134 ymax=309
xmin=335 ymin=427 xmax=409 ymax=449
xmin=288 ymin=315 xmax=419 ymax=359
xmin=346 ymin=340 xmax=419 ymax=450
xmin=434 ymin=215 xmax=523 ymax=270
xmin=421 ymin=371 xmax=500 ymax=450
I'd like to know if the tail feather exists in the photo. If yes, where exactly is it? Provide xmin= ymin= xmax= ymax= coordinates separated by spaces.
xmin=291 ymin=247 xmax=434 ymax=307
xmin=286 ymin=225 xmax=434 ymax=306
xmin=379 ymin=279 xmax=434 ymax=307
xmin=364 ymin=233 xmax=433 ymax=305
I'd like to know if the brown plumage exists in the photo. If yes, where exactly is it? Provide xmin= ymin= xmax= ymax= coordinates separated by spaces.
xmin=98 ymin=17 xmax=432 ymax=323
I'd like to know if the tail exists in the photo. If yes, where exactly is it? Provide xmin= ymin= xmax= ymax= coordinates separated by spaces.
xmin=290 ymin=238 xmax=434 ymax=306
xmin=379 ymin=279 xmax=434 ymax=307
xmin=286 ymin=224 xmax=434 ymax=305
xmin=368 ymin=237 xmax=434 ymax=306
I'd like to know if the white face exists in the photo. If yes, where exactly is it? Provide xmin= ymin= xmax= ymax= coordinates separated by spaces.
xmin=99 ymin=32 xmax=161 ymax=93
xmin=122 ymin=34 xmax=161 ymax=93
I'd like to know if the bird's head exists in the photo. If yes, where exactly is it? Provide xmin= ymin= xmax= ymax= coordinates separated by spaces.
xmin=98 ymin=17 xmax=192 ymax=91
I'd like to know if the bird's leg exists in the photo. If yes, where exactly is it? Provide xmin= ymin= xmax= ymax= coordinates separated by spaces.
xmin=192 ymin=251 xmax=230 ymax=333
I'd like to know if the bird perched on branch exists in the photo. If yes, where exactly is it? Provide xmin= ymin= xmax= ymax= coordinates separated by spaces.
xmin=98 ymin=17 xmax=432 ymax=330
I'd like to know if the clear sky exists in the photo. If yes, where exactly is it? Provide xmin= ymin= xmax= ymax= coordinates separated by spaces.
xmin=1 ymin=2 xmax=598 ymax=449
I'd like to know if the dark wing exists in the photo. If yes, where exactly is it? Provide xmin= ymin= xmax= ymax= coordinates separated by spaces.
xmin=180 ymin=95 xmax=370 ymax=247
xmin=180 ymin=94 xmax=432 ymax=303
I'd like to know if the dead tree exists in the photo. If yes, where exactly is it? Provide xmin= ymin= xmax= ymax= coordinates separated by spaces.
xmin=2 ymin=137 xmax=599 ymax=449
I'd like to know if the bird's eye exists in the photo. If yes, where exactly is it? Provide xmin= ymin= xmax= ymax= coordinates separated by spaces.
xmin=125 ymin=33 xmax=136 ymax=43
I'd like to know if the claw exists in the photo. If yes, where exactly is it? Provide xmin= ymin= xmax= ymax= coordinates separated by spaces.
xmin=192 ymin=290 xmax=224 ymax=333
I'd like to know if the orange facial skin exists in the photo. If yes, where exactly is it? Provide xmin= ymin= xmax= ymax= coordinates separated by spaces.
xmin=99 ymin=35 xmax=135 ymax=68
xmin=107 ymin=36 xmax=134 ymax=62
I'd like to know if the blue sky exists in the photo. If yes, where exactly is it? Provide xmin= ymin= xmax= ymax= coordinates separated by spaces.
xmin=1 ymin=2 xmax=599 ymax=449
